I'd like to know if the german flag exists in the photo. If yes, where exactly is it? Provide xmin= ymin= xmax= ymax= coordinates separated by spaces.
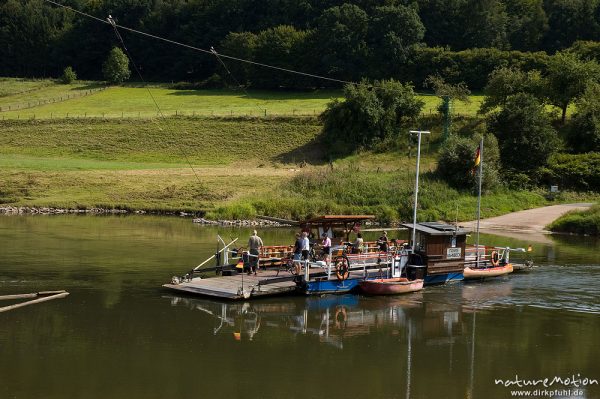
xmin=474 ymin=145 xmax=481 ymax=167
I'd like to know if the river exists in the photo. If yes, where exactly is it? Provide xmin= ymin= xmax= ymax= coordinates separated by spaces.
xmin=0 ymin=215 xmax=599 ymax=399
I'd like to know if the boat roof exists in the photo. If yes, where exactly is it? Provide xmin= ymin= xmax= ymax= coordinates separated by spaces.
xmin=301 ymin=215 xmax=375 ymax=227
xmin=401 ymin=222 xmax=469 ymax=236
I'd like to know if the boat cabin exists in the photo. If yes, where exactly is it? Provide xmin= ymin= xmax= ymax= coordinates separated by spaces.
xmin=401 ymin=222 xmax=469 ymax=279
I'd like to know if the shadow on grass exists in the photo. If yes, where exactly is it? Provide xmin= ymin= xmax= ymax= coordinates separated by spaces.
xmin=167 ymin=88 xmax=340 ymax=101
xmin=69 ymin=82 xmax=108 ymax=91
xmin=273 ymin=136 xmax=328 ymax=166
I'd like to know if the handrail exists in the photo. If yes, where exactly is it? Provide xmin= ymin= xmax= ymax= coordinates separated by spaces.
xmin=194 ymin=238 xmax=238 ymax=271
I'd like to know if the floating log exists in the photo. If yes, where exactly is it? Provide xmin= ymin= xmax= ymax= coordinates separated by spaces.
xmin=0 ymin=292 xmax=69 ymax=313
xmin=0 ymin=290 xmax=67 ymax=301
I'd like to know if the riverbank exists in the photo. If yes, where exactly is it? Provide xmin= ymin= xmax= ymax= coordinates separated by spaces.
xmin=547 ymin=204 xmax=600 ymax=235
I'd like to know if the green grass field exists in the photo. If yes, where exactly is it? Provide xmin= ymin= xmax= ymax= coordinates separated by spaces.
xmin=0 ymin=79 xmax=483 ymax=119
xmin=0 ymin=78 xmax=594 ymax=221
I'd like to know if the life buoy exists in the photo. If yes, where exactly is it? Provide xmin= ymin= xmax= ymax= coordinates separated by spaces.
xmin=335 ymin=257 xmax=350 ymax=281
xmin=490 ymin=250 xmax=500 ymax=267
xmin=335 ymin=306 xmax=347 ymax=329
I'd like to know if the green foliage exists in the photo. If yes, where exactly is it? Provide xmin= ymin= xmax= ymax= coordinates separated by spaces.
xmin=367 ymin=5 xmax=425 ymax=76
xmin=545 ymin=51 xmax=600 ymax=123
xmin=544 ymin=153 xmax=600 ymax=191
xmin=320 ymin=80 xmax=424 ymax=153
xmin=405 ymin=47 xmax=550 ymax=91
xmin=436 ymin=134 xmax=500 ymax=191
xmin=480 ymin=66 xmax=545 ymax=113
xmin=487 ymin=93 xmax=559 ymax=172
xmin=504 ymin=0 xmax=548 ymax=51
xmin=102 ymin=47 xmax=131 ymax=84
xmin=60 ymin=66 xmax=77 ymax=84
xmin=548 ymin=204 xmax=600 ymax=235
xmin=566 ymin=82 xmax=600 ymax=153
xmin=313 ymin=4 xmax=370 ymax=81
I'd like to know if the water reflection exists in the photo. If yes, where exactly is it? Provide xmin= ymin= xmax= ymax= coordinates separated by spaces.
xmin=165 ymin=279 xmax=513 ymax=349
xmin=1 ymin=216 xmax=599 ymax=399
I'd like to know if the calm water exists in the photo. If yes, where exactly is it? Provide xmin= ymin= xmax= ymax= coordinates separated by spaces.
xmin=0 ymin=215 xmax=599 ymax=399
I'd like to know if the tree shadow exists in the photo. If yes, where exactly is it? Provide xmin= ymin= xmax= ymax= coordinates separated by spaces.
xmin=273 ymin=136 xmax=329 ymax=165
xmin=70 ymin=82 xmax=107 ymax=91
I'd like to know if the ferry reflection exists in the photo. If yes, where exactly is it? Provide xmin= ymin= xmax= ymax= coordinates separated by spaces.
xmin=166 ymin=280 xmax=513 ymax=349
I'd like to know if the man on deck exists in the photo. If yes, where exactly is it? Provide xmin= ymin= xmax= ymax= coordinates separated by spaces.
xmin=248 ymin=230 xmax=263 ymax=275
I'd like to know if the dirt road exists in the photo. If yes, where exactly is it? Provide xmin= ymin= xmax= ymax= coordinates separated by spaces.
xmin=460 ymin=203 xmax=593 ymax=243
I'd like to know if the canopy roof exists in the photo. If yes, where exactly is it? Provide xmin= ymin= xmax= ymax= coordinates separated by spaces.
xmin=400 ymin=222 xmax=469 ymax=236
xmin=301 ymin=215 xmax=375 ymax=227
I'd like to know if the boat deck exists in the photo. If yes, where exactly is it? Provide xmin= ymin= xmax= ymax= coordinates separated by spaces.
xmin=163 ymin=269 xmax=297 ymax=300
xmin=163 ymin=261 xmax=392 ymax=300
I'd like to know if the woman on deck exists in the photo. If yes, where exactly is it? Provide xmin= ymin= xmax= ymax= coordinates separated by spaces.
xmin=321 ymin=233 xmax=331 ymax=267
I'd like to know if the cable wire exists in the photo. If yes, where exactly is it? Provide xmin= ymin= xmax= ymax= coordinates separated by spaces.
xmin=41 ymin=0 xmax=415 ymax=94
xmin=106 ymin=15 xmax=204 ymax=186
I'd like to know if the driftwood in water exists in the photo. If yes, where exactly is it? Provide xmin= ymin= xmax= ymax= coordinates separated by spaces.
xmin=0 ymin=291 xmax=69 ymax=313
xmin=0 ymin=290 xmax=66 ymax=301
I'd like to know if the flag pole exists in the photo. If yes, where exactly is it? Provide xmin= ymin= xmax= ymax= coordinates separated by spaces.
xmin=409 ymin=130 xmax=430 ymax=251
xmin=475 ymin=137 xmax=484 ymax=267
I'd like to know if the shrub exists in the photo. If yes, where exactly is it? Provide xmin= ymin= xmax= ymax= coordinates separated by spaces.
xmin=320 ymin=79 xmax=424 ymax=154
xmin=545 ymin=153 xmax=600 ymax=191
xmin=487 ymin=93 xmax=560 ymax=173
xmin=436 ymin=134 xmax=500 ymax=191
xmin=102 ymin=47 xmax=131 ymax=84
xmin=60 ymin=66 xmax=77 ymax=84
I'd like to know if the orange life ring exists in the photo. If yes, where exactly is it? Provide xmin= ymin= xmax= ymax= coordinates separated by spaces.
xmin=490 ymin=250 xmax=500 ymax=267
xmin=335 ymin=258 xmax=350 ymax=281
xmin=335 ymin=307 xmax=347 ymax=329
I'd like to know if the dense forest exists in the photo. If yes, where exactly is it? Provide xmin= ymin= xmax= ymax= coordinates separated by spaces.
xmin=3 ymin=0 xmax=600 ymax=90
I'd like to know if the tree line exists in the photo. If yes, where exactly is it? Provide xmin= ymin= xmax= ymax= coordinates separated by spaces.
xmin=3 ymin=0 xmax=600 ymax=89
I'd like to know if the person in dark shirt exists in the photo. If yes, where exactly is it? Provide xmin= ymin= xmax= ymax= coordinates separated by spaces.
xmin=378 ymin=231 xmax=389 ymax=252
xmin=293 ymin=232 xmax=303 ymax=275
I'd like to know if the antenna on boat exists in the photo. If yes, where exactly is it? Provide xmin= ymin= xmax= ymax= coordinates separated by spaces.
xmin=409 ymin=130 xmax=430 ymax=252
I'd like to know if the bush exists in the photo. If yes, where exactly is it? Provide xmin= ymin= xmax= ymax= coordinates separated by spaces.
xmin=436 ymin=134 xmax=500 ymax=191
xmin=60 ymin=66 xmax=76 ymax=84
xmin=566 ymin=82 xmax=600 ymax=153
xmin=102 ymin=47 xmax=131 ymax=84
xmin=487 ymin=93 xmax=560 ymax=173
xmin=320 ymin=79 xmax=424 ymax=154
xmin=545 ymin=153 xmax=600 ymax=191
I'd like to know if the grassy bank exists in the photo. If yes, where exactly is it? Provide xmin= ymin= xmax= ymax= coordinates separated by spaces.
xmin=2 ymin=116 xmax=596 ymax=221
xmin=547 ymin=204 xmax=600 ymax=235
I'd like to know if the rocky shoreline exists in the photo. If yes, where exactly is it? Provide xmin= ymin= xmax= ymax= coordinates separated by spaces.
xmin=0 ymin=206 xmax=290 ymax=227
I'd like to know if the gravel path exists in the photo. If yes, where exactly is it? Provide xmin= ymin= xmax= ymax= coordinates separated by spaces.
xmin=459 ymin=203 xmax=593 ymax=243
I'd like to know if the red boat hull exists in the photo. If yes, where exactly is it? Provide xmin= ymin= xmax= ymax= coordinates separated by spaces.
xmin=359 ymin=278 xmax=424 ymax=295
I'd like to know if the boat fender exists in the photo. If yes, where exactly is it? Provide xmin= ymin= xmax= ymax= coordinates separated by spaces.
xmin=491 ymin=251 xmax=500 ymax=267
xmin=335 ymin=307 xmax=347 ymax=329
xmin=335 ymin=260 xmax=349 ymax=281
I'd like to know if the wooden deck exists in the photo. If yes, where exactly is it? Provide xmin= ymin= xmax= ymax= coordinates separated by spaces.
xmin=163 ymin=269 xmax=298 ymax=300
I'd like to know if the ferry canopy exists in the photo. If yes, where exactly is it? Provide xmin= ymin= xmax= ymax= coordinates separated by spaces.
xmin=301 ymin=215 xmax=375 ymax=227
xmin=401 ymin=222 xmax=469 ymax=236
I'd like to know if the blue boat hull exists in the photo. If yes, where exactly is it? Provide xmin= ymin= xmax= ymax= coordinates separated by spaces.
xmin=300 ymin=272 xmax=463 ymax=295
xmin=423 ymin=272 xmax=463 ymax=285
xmin=302 ymin=278 xmax=360 ymax=295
